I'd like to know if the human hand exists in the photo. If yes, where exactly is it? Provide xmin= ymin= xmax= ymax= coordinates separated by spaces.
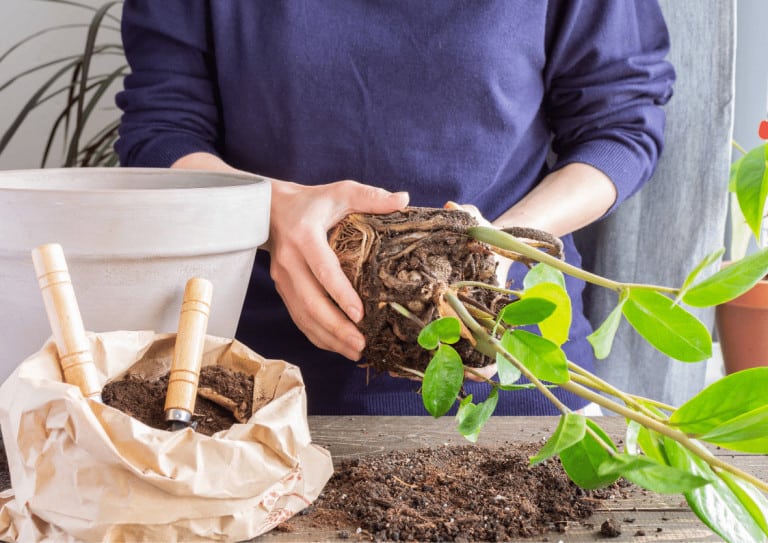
xmin=265 ymin=179 xmax=409 ymax=361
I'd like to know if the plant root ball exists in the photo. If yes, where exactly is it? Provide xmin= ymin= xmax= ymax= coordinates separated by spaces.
xmin=328 ymin=207 xmax=509 ymax=377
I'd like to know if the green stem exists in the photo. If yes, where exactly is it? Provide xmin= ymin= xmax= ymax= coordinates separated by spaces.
xmin=468 ymin=226 xmax=678 ymax=295
xmin=567 ymin=363 xmax=667 ymax=422
xmin=444 ymin=291 xmax=570 ymax=414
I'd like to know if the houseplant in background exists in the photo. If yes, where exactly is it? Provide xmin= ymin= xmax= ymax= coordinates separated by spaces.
xmin=715 ymin=119 xmax=768 ymax=373
xmin=0 ymin=0 xmax=125 ymax=167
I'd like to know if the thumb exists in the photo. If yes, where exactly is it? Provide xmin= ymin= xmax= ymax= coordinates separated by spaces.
xmin=354 ymin=187 xmax=409 ymax=214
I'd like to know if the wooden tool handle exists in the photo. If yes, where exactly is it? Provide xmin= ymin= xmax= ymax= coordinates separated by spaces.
xmin=164 ymin=277 xmax=213 ymax=423
xmin=31 ymin=243 xmax=102 ymax=400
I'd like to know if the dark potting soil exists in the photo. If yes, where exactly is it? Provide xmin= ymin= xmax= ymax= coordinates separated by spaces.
xmin=102 ymin=365 xmax=254 ymax=436
xmin=290 ymin=443 xmax=626 ymax=542
xmin=0 ymin=433 xmax=9 ymax=492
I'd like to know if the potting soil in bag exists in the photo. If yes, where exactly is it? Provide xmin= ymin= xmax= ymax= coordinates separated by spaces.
xmin=0 ymin=331 xmax=333 ymax=542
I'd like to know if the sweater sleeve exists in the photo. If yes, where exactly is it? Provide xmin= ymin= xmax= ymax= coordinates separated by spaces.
xmin=544 ymin=0 xmax=675 ymax=214
xmin=115 ymin=0 xmax=220 ymax=167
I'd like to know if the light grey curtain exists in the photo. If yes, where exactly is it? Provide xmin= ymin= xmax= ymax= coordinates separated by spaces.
xmin=573 ymin=0 xmax=736 ymax=407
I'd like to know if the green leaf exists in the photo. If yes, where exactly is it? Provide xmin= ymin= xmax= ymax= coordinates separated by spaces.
xmin=586 ymin=298 xmax=626 ymax=359
xmin=683 ymin=247 xmax=768 ymax=307
xmin=734 ymin=143 xmax=768 ymax=240
xmin=676 ymin=248 xmax=726 ymax=303
xmin=496 ymin=330 xmax=522 ymax=386
xmin=456 ymin=388 xmax=499 ymax=443
xmin=622 ymin=288 xmax=712 ymax=362
xmin=718 ymin=470 xmax=768 ymax=535
xmin=530 ymin=413 xmax=586 ymax=466
xmin=421 ymin=344 xmax=464 ymax=418
xmin=669 ymin=367 xmax=768 ymax=453
xmin=504 ymin=330 xmax=569 ymax=384
xmin=418 ymin=317 xmax=461 ymax=349
xmin=523 ymin=263 xmax=566 ymax=290
xmin=664 ymin=437 xmax=768 ymax=543
xmin=521 ymin=282 xmax=571 ymax=345
xmin=498 ymin=297 xmax=557 ymax=326
xmin=559 ymin=420 xmax=619 ymax=490
xmin=597 ymin=454 xmax=708 ymax=494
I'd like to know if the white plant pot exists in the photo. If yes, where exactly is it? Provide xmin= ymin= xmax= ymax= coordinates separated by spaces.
xmin=0 ymin=167 xmax=270 ymax=384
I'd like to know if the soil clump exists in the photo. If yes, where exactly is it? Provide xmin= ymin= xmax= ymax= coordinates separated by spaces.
xmin=102 ymin=365 xmax=254 ymax=435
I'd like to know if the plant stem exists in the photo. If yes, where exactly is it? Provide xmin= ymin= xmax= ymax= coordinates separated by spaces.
xmin=444 ymin=291 xmax=570 ymax=414
xmin=468 ymin=227 xmax=678 ymax=295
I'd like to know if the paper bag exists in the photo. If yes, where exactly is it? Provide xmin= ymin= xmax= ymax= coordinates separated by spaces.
xmin=0 ymin=331 xmax=334 ymax=542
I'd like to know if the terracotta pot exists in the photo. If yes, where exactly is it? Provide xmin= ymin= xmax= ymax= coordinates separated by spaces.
xmin=715 ymin=276 xmax=768 ymax=374
xmin=0 ymin=168 xmax=270 ymax=384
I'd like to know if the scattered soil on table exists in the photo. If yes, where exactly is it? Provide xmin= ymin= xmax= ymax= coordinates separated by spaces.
xmin=328 ymin=207 xmax=563 ymax=377
xmin=289 ymin=443 xmax=627 ymax=542
xmin=102 ymin=365 xmax=254 ymax=435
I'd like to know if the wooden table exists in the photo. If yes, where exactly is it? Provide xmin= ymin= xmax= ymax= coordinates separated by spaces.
xmin=257 ymin=416 xmax=768 ymax=543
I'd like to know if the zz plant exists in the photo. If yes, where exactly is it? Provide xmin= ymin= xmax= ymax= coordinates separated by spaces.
xmin=415 ymin=130 xmax=768 ymax=543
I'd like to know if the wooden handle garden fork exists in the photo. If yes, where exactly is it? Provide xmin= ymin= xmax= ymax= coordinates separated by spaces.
xmin=31 ymin=243 xmax=102 ymax=401
xmin=164 ymin=277 xmax=213 ymax=430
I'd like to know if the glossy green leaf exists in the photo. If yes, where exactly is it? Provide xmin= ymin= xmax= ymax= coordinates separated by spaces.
xmin=734 ymin=143 xmax=768 ymax=240
xmin=523 ymin=263 xmax=566 ymax=290
xmin=559 ymin=420 xmax=618 ymax=489
xmin=521 ymin=282 xmax=571 ymax=345
xmin=421 ymin=344 xmax=464 ymax=418
xmin=418 ymin=317 xmax=461 ymax=350
xmin=622 ymin=288 xmax=711 ymax=362
xmin=718 ymin=470 xmax=768 ymax=535
xmin=670 ymin=367 xmax=768 ymax=453
xmin=456 ymin=388 xmax=499 ymax=443
xmin=597 ymin=453 xmax=708 ymax=494
xmin=496 ymin=330 xmax=522 ymax=386
xmin=664 ymin=437 xmax=768 ymax=543
xmin=530 ymin=413 xmax=586 ymax=466
xmin=676 ymin=248 xmax=726 ymax=303
xmin=498 ymin=297 xmax=557 ymax=326
xmin=586 ymin=298 xmax=626 ymax=359
xmin=504 ymin=330 xmax=569 ymax=384
xmin=626 ymin=420 xmax=666 ymax=463
xmin=683 ymin=247 xmax=768 ymax=307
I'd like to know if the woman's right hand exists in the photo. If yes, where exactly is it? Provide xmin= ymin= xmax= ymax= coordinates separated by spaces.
xmin=171 ymin=152 xmax=409 ymax=361
xmin=265 ymin=179 xmax=409 ymax=361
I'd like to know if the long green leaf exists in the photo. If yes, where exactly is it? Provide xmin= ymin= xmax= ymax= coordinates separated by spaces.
xmin=669 ymin=367 xmax=768 ymax=453
xmin=664 ymin=437 xmax=768 ymax=543
xmin=676 ymin=248 xmax=725 ymax=303
xmin=529 ymin=413 xmax=586 ymax=466
xmin=496 ymin=330 xmax=522 ymax=386
xmin=521 ymin=282 xmax=571 ymax=345
xmin=559 ymin=420 xmax=618 ymax=489
xmin=622 ymin=288 xmax=711 ymax=362
xmin=456 ymin=388 xmax=498 ymax=443
xmin=734 ymin=143 xmax=768 ymax=240
xmin=503 ymin=329 xmax=569 ymax=384
xmin=587 ymin=297 xmax=626 ymax=359
xmin=683 ymin=247 xmax=768 ymax=307
xmin=597 ymin=453 xmax=708 ymax=494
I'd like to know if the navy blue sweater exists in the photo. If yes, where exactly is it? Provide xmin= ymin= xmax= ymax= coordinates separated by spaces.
xmin=116 ymin=1 xmax=675 ymax=415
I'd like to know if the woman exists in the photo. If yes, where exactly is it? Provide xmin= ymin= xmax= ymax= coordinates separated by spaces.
xmin=115 ymin=1 xmax=675 ymax=415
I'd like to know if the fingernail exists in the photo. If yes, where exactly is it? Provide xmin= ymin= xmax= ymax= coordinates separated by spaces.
xmin=347 ymin=306 xmax=362 ymax=323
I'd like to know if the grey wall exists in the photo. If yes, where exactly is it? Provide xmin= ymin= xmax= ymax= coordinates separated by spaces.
xmin=734 ymin=0 xmax=768 ymax=152
xmin=0 ymin=0 xmax=123 ymax=169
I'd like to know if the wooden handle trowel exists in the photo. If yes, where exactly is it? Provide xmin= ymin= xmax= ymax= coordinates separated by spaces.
xmin=32 ymin=243 xmax=102 ymax=401
xmin=164 ymin=277 xmax=213 ymax=431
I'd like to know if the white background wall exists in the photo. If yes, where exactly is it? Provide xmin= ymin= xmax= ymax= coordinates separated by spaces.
xmin=0 ymin=0 xmax=123 ymax=169
xmin=1 ymin=0 xmax=767 ymax=169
